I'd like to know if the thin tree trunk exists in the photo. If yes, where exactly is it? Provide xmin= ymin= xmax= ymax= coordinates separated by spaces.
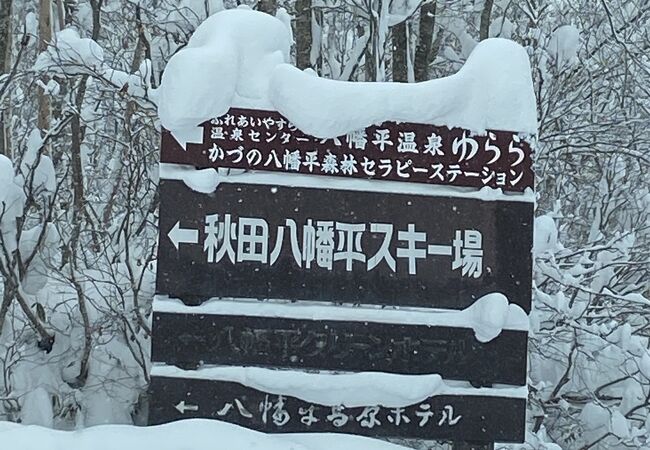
xmin=295 ymin=0 xmax=312 ymax=69
xmin=0 ymin=281 xmax=14 ymax=337
xmin=67 ymin=270 xmax=92 ymax=388
xmin=65 ymin=0 xmax=102 ymax=386
xmin=414 ymin=0 xmax=436 ymax=82
xmin=63 ymin=0 xmax=101 ymax=265
xmin=55 ymin=0 xmax=65 ymax=30
xmin=479 ymin=0 xmax=494 ymax=41
xmin=104 ymin=4 xmax=145 ymax=228
xmin=311 ymin=9 xmax=324 ymax=73
xmin=0 ymin=0 xmax=11 ymax=75
xmin=49 ymin=0 xmax=66 ymax=124
xmin=0 ymin=0 xmax=12 ymax=155
xmin=38 ymin=0 xmax=52 ymax=132
xmin=364 ymin=31 xmax=376 ymax=80
xmin=62 ymin=87 xmax=87 ymax=268
xmin=392 ymin=22 xmax=407 ymax=82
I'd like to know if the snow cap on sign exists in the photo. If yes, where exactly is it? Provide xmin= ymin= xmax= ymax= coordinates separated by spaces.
xmin=270 ymin=37 xmax=538 ymax=137
xmin=156 ymin=8 xmax=537 ymax=137
xmin=156 ymin=8 xmax=292 ymax=131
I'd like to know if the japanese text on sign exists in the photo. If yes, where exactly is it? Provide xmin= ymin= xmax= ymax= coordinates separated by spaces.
xmin=161 ymin=108 xmax=534 ymax=192
xmin=149 ymin=375 xmax=527 ymax=441
xmin=152 ymin=312 xmax=529 ymax=385
xmin=180 ymin=215 xmax=484 ymax=278
xmin=240 ymin=395 xmax=463 ymax=429
xmin=157 ymin=181 xmax=534 ymax=310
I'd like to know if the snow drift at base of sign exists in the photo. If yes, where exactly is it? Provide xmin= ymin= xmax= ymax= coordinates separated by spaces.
xmin=153 ymin=7 xmax=537 ymax=141
xmin=0 ymin=420 xmax=563 ymax=450
xmin=0 ymin=419 xmax=410 ymax=450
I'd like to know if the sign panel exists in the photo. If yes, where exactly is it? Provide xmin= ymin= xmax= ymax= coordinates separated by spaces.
xmin=156 ymin=180 xmax=533 ymax=311
xmin=148 ymin=375 xmax=526 ymax=442
xmin=161 ymin=108 xmax=534 ymax=192
xmin=151 ymin=312 xmax=528 ymax=386
xmin=154 ymin=103 xmax=533 ymax=444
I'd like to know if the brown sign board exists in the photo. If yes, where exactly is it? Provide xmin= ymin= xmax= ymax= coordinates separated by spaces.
xmin=151 ymin=312 xmax=528 ymax=386
xmin=153 ymin=106 xmax=533 ymax=445
xmin=148 ymin=375 xmax=526 ymax=443
xmin=156 ymin=179 xmax=533 ymax=312
xmin=161 ymin=107 xmax=534 ymax=192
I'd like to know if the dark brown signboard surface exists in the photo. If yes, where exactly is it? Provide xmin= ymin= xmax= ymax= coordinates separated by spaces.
xmin=148 ymin=375 xmax=526 ymax=443
xmin=161 ymin=107 xmax=534 ymax=192
xmin=151 ymin=312 xmax=528 ymax=386
xmin=153 ymin=104 xmax=533 ymax=445
xmin=156 ymin=179 xmax=533 ymax=311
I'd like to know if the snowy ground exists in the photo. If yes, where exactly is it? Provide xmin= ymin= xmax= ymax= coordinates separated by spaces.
xmin=0 ymin=419 xmax=411 ymax=450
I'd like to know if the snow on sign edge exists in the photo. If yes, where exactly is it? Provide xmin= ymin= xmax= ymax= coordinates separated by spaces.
xmin=156 ymin=8 xmax=538 ymax=138
xmin=150 ymin=364 xmax=528 ymax=409
xmin=153 ymin=292 xmax=530 ymax=342
xmin=159 ymin=164 xmax=537 ymax=201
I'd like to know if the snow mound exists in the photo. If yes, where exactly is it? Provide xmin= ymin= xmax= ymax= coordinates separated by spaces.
xmin=157 ymin=8 xmax=292 ymax=130
xmin=152 ymin=365 xmax=527 ymax=408
xmin=534 ymin=215 xmax=560 ymax=256
xmin=547 ymin=25 xmax=580 ymax=69
xmin=20 ymin=129 xmax=56 ymax=195
xmin=464 ymin=293 xmax=528 ymax=343
xmin=156 ymin=9 xmax=537 ymax=136
xmin=33 ymin=29 xmax=151 ymax=98
xmin=0 ymin=155 xmax=26 ymax=254
xmin=0 ymin=419 xmax=409 ymax=450
xmin=34 ymin=28 xmax=104 ymax=75
xmin=156 ymin=366 xmax=444 ymax=408
xmin=271 ymin=38 xmax=537 ymax=137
